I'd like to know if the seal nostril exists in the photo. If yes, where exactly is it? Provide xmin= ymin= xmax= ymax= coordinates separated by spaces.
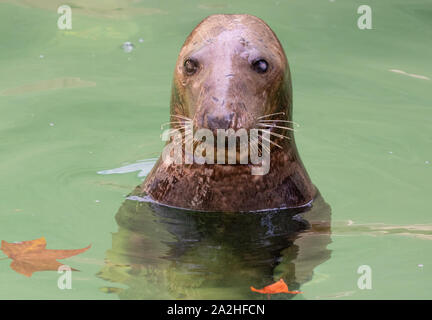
xmin=207 ymin=113 xmax=234 ymax=131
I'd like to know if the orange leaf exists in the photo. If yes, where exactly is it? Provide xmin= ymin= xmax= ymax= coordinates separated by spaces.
xmin=250 ymin=279 xmax=303 ymax=294
xmin=0 ymin=237 xmax=91 ymax=277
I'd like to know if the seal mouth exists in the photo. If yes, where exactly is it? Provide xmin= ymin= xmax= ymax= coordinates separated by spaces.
xmin=162 ymin=112 xmax=297 ymax=164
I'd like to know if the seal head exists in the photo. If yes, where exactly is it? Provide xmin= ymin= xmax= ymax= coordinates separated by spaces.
xmin=139 ymin=14 xmax=316 ymax=212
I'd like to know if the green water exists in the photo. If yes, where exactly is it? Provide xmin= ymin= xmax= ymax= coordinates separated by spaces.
xmin=0 ymin=0 xmax=431 ymax=299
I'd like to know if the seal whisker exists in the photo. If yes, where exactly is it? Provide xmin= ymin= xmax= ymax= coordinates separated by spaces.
xmin=183 ymin=128 xmax=195 ymax=138
xmin=257 ymin=112 xmax=285 ymax=119
xmin=160 ymin=121 xmax=187 ymax=129
xmin=249 ymin=137 xmax=261 ymax=157
xmin=256 ymin=138 xmax=271 ymax=154
xmin=258 ymin=120 xmax=300 ymax=127
xmin=183 ymin=129 xmax=199 ymax=146
xmin=161 ymin=127 xmax=189 ymax=139
xmin=164 ymin=127 xmax=187 ymax=133
xmin=260 ymin=135 xmax=283 ymax=149
xmin=257 ymin=129 xmax=291 ymax=140
xmin=258 ymin=141 xmax=270 ymax=155
xmin=257 ymin=123 xmax=296 ymax=132
xmin=171 ymin=114 xmax=193 ymax=121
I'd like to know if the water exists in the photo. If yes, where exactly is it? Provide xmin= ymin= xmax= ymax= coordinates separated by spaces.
xmin=0 ymin=0 xmax=431 ymax=299
xmin=97 ymin=192 xmax=330 ymax=299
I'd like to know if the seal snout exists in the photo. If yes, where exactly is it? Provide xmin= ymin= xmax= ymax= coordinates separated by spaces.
xmin=206 ymin=112 xmax=235 ymax=132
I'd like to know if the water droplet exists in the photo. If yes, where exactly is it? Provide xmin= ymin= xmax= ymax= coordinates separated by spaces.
xmin=40 ymin=54 xmax=44 ymax=59
xmin=138 ymin=38 xmax=144 ymax=43
xmin=49 ymin=123 xmax=54 ymax=127
xmin=388 ymin=151 xmax=393 ymax=154
xmin=418 ymin=264 xmax=424 ymax=268
xmin=95 ymin=200 xmax=100 ymax=203
xmin=426 ymin=161 xmax=430 ymax=164
xmin=121 ymin=42 xmax=134 ymax=53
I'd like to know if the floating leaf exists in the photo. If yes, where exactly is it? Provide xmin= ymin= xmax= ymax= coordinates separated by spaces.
xmin=0 ymin=237 xmax=91 ymax=277
xmin=250 ymin=279 xmax=303 ymax=295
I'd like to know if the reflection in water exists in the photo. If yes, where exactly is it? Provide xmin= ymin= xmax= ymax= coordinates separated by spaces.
xmin=98 ymin=192 xmax=332 ymax=299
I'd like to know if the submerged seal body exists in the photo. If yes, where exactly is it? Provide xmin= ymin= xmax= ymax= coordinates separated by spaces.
xmin=138 ymin=14 xmax=316 ymax=212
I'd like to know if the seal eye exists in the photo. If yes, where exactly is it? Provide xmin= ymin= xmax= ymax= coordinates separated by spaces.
xmin=252 ymin=59 xmax=268 ymax=74
xmin=184 ymin=59 xmax=199 ymax=75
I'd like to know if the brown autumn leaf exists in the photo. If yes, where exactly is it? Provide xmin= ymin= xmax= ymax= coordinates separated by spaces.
xmin=0 ymin=237 xmax=91 ymax=277
xmin=250 ymin=279 xmax=303 ymax=295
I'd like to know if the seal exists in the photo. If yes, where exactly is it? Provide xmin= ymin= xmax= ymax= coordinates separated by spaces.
xmin=137 ymin=14 xmax=316 ymax=212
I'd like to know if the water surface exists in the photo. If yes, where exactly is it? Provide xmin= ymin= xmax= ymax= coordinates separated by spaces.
xmin=0 ymin=0 xmax=431 ymax=299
